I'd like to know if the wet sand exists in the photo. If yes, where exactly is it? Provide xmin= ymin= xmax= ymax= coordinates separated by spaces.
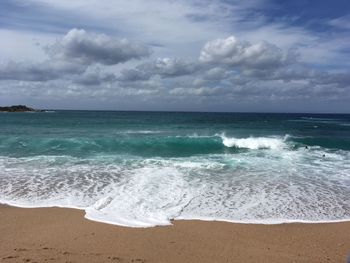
xmin=0 ymin=205 xmax=349 ymax=263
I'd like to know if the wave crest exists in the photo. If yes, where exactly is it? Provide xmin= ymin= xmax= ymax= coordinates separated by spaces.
xmin=221 ymin=135 xmax=287 ymax=149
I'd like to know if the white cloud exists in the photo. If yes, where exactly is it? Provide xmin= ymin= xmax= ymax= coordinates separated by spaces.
xmin=203 ymin=67 xmax=229 ymax=80
xmin=170 ymin=86 xmax=225 ymax=96
xmin=328 ymin=15 xmax=350 ymax=30
xmin=119 ymin=58 xmax=199 ymax=80
xmin=142 ymin=58 xmax=199 ymax=77
xmin=46 ymin=28 xmax=150 ymax=65
xmin=199 ymin=36 xmax=294 ymax=69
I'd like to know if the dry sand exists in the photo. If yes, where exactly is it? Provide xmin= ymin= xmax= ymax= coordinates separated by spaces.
xmin=0 ymin=205 xmax=349 ymax=263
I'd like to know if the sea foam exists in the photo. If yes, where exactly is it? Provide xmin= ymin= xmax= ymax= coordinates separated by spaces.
xmin=220 ymin=135 xmax=287 ymax=149
xmin=1 ymin=145 xmax=350 ymax=227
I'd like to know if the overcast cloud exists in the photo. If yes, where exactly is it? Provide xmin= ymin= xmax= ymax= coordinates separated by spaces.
xmin=0 ymin=0 xmax=349 ymax=113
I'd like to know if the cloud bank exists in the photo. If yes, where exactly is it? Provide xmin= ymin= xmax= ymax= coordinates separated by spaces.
xmin=0 ymin=0 xmax=349 ymax=112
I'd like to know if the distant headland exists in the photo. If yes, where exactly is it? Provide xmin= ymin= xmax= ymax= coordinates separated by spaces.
xmin=0 ymin=105 xmax=43 ymax=112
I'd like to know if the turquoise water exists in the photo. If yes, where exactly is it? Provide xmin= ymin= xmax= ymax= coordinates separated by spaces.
xmin=1 ymin=111 xmax=350 ymax=227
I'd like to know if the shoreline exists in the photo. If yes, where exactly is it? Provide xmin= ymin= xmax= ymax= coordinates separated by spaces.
xmin=4 ymin=202 xmax=350 ymax=227
xmin=1 ymin=205 xmax=350 ymax=262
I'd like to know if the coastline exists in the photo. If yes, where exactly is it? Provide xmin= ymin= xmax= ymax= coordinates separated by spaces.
xmin=1 ymin=205 xmax=349 ymax=262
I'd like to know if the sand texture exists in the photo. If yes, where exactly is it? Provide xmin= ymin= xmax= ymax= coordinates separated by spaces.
xmin=1 ymin=205 xmax=350 ymax=263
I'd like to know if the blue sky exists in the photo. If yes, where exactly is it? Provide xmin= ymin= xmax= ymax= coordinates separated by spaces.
xmin=0 ymin=0 xmax=349 ymax=112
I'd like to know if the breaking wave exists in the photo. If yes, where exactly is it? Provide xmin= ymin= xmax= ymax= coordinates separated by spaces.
xmin=0 ymin=134 xmax=292 ymax=158
xmin=221 ymin=135 xmax=288 ymax=149
xmin=1 ymin=111 xmax=349 ymax=227
xmin=1 ymin=144 xmax=350 ymax=227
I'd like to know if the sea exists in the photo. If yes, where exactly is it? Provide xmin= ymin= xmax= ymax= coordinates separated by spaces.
xmin=0 ymin=111 xmax=349 ymax=227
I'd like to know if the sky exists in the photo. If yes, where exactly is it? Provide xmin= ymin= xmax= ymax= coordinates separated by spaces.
xmin=0 ymin=0 xmax=349 ymax=113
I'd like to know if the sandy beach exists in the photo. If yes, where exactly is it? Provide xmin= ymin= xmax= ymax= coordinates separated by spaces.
xmin=0 ymin=205 xmax=349 ymax=263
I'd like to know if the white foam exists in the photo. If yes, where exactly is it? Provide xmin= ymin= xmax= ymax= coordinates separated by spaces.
xmin=179 ymin=133 xmax=217 ymax=138
xmin=221 ymin=135 xmax=287 ymax=149
xmin=291 ymin=117 xmax=346 ymax=125
xmin=85 ymin=167 xmax=197 ymax=227
xmin=117 ymin=130 xmax=163 ymax=134
xmin=1 ymin=146 xmax=350 ymax=228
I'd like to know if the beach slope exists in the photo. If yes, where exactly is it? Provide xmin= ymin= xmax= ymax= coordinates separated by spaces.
xmin=0 ymin=205 xmax=349 ymax=263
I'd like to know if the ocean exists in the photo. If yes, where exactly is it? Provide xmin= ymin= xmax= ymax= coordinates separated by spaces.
xmin=0 ymin=111 xmax=350 ymax=227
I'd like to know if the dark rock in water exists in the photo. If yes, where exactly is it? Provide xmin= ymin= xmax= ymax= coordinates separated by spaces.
xmin=0 ymin=105 xmax=43 ymax=112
